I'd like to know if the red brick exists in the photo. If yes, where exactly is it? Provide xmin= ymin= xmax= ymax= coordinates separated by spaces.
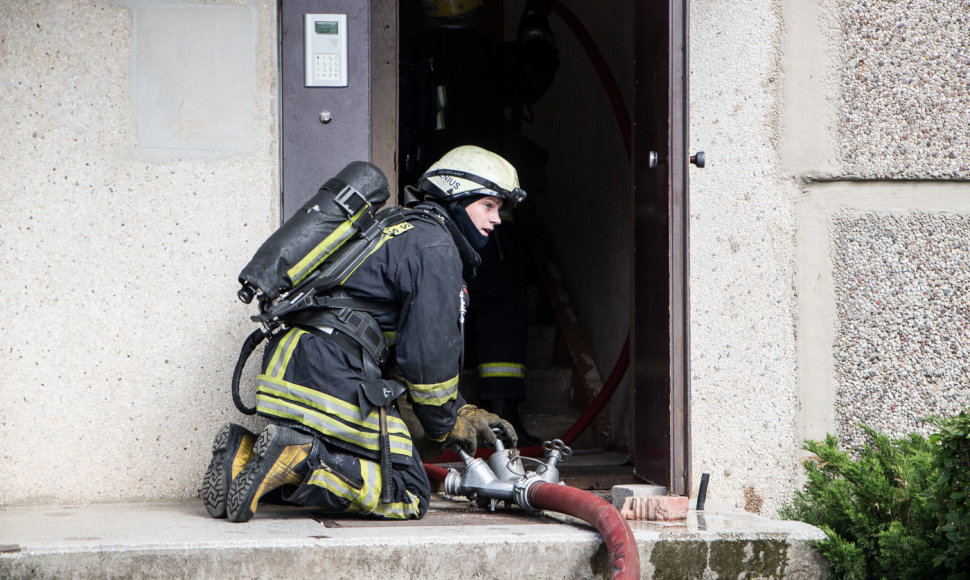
xmin=619 ymin=495 xmax=689 ymax=521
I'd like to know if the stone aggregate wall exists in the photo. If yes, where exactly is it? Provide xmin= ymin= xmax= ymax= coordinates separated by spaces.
xmin=839 ymin=0 xmax=970 ymax=178
xmin=832 ymin=211 xmax=970 ymax=449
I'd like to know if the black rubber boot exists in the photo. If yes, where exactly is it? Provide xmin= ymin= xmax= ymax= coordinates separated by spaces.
xmin=202 ymin=423 xmax=256 ymax=518
xmin=226 ymin=424 xmax=314 ymax=522
xmin=480 ymin=399 xmax=540 ymax=447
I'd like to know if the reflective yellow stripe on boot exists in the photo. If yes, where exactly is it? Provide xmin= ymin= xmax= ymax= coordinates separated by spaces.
xmin=248 ymin=443 xmax=311 ymax=514
xmin=231 ymin=435 xmax=256 ymax=479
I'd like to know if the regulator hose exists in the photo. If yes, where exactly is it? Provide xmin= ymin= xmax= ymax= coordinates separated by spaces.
xmin=422 ymin=463 xmax=640 ymax=580
xmin=231 ymin=329 xmax=266 ymax=415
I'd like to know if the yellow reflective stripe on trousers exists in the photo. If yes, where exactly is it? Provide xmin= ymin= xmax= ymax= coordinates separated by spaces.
xmin=406 ymin=374 xmax=459 ymax=406
xmin=478 ymin=362 xmax=526 ymax=379
xmin=371 ymin=488 xmax=422 ymax=519
xmin=307 ymin=466 xmax=359 ymax=503
xmin=256 ymin=394 xmax=413 ymax=458
xmin=352 ymin=460 xmax=380 ymax=513
xmin=258 ymin=374 xmax=410 ymax=435
xmin=266 ymin=328 xmax=307 ymax=379
xmin=286 ymin=209 xmax=367 ymax=285
xmin=256 ymin=378 xmax=412 ymax=444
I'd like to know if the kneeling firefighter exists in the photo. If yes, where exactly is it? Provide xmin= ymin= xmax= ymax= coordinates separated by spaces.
xmin=203 ymin=146 xmax=525 ymax=522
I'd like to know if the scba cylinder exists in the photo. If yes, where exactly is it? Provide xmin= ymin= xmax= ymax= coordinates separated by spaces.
xmin=237 ymin=161 xmax=390 ymax=304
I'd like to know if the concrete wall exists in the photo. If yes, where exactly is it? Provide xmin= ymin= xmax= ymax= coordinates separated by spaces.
xmin=687 ymin=0 xmax=970 ymax=516
xmin=0 ymin=0 xmax=278 ymax=505
xmin=3 ymin=0 xmax=966 ymax=516
xmin=688 ymin=0 xmax=801 ymax=516
xmin=792 ymin=0 xmax=970 ymax=457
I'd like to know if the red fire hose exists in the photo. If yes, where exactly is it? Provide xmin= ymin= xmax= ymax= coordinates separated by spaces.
xmin=423 ymin=463 xmax=640 ymax=579
xmin=529 ymin=482 xmax=640 ymax=580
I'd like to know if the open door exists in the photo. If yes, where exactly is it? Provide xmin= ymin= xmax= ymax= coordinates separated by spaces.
xmin=632 ymin=0 xmax=691 ymax=496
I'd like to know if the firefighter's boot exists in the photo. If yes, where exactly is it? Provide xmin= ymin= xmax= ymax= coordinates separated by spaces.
xmin=202 ymin=423 xmax=256 ymax=518
xmin=227 ymin=424 xmax=313 ymax=522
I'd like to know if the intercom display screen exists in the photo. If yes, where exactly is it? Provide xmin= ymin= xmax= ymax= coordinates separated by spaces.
xmin=315 ymin=21 xmax=338 ymax=35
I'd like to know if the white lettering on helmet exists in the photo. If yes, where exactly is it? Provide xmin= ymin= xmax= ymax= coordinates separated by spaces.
xmin=441 ymin=174 xmax=463 ymax=192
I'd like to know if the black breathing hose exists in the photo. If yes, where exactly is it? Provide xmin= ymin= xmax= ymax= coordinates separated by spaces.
xmin=231 ymin=329 xmax=266 ymax=415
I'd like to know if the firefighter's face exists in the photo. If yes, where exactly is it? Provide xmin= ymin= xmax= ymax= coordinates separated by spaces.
xmin=464 ymin=195 xmax=504 ymax=236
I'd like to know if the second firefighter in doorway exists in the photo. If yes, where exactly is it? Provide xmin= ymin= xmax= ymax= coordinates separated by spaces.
xmin=401 ymin=0 xmax=560 ymax=445
xmin=203 ymin=146 xmax=523 ymax=522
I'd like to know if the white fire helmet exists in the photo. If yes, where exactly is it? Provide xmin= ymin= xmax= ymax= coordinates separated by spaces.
xmin=418 ymin=145 xmax=527 ymax=207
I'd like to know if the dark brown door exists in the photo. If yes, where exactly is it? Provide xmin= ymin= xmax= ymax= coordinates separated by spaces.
xmin=632 ymin=0 xmax=691 ymax=496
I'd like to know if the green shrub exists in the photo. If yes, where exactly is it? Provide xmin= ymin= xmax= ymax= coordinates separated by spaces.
xmin=779 ymin=425 xmax=948 ymax=579
xmin=928 ymin=410 xmax=970 ymax=574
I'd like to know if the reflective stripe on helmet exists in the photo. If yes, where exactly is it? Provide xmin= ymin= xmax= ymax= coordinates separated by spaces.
xmin=420 ymin=146 xmax=526 ymax=206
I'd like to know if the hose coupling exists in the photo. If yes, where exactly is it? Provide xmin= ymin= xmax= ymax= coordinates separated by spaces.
xmin=513 ymin=475 xmax=547 ymax=513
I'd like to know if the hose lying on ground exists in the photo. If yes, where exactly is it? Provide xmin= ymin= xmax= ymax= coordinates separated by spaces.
xmin=423 ymin=462 xmax=640 ymax=580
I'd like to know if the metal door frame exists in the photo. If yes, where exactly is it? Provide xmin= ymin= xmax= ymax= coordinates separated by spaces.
xmin=632 ymin=0 xmax=691 ymax=496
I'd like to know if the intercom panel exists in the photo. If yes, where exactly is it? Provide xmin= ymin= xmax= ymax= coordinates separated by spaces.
xmin=304 ymin=13 xmax=348 ymax=87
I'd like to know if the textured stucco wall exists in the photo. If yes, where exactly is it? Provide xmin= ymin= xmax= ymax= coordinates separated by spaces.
xmin=689 ymin=0 xmax=800 ymax=516
xmin=0 ymin=0 xmax=277 ymax=505
xmin=799 ymin=184 xmax=970 ymax=451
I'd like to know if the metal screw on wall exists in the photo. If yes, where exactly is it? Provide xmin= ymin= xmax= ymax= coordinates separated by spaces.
xmin=319 ymin=111 xmax=333 ymax=124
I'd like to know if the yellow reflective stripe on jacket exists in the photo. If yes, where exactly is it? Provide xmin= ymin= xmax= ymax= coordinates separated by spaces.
xmin=338 ymin=233 xmax=392 ymax=285
xmin=287 ymin=210 xmax=367 ymax=285
xmin=478 ymin=362 xmax=526 ymax=379
xmin=406 ymin=374 xmax=459 ymax=406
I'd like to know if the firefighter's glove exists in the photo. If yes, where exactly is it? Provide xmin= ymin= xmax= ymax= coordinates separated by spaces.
xmin=459 ymin=404 xmax=518 ymax=450
xmin=439 ymin=414 xmax=480 ymax=455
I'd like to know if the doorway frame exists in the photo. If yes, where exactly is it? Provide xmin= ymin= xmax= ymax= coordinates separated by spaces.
xmin=632 ymin=0 xmax=691 ymax=496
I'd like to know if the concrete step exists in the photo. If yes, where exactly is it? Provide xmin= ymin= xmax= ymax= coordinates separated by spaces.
xmin=0 ymin=501 xmax=829 ymax=579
